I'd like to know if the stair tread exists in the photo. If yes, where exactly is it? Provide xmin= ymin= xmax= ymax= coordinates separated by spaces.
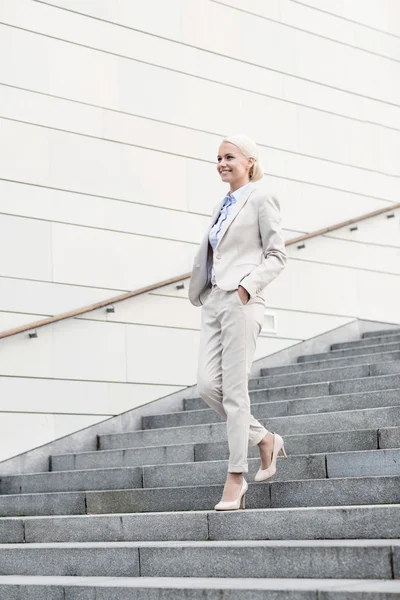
xmin=0 ymin=575 xmax=399 ymax=592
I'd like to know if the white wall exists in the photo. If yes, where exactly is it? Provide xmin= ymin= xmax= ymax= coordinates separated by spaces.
xmin=0 ymin=0 xmax=399 ymax=461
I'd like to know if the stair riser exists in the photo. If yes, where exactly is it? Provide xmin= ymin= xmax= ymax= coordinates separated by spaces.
xmin=0 ymin=493 xmax=85 ymax=518
xmin=326 ymin=449 xmax=400 ymax=478
xmin=249 ymin=364 xmax=370 ymax=391
xmin=298 ymin=342 xmax=400 ymax=363
xmin=0 ymin=545 xmax=395 ymax=580
xmin=87 ymin=477 xmax=400 ymax=514
xmin=332 ymin=334 xmax=400 ymax=350
xmin=100 ymin=407 xmax=400 ymax=450
xmin=51 ymin=444 xmax=195 ymax=472
xmin=144 ymin=389 xmax=400 ymax=430
xmin=0 ymin=583 xmax=398 ymax=600
xmin=363 ymin=328 xmax=400 ymax=338
xmin=0 ymin=468 xmax=143 ymax=496
xmin=254 ymin=363 xmax=400 ymax=391
xmin=2 ymin=506 xmax=399 ymax=544
xmin=184 ymin=373 xmax=400 ymax=411
xmin=260 ymin=351 xmax=400 ymax=377
xmin=8 ymin=449 xmax=400 ymax=496
xmin=52 ymin=425 xmax=397 ymax=472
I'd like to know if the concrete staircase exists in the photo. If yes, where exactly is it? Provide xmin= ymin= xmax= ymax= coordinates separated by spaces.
xmin=0 ymin=327 xmax=400 ymax=598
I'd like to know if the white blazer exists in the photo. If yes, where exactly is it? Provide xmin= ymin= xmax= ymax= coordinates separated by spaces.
xmin=188 ymin=182 xmax=287 ymax=306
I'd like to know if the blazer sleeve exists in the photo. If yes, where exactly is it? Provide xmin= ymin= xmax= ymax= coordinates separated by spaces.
xmin=239 ymin=194 xmax=287 ymax=297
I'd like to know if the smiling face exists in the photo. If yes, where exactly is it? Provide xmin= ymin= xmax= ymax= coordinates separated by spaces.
xmin=217 ymin=142 xmax=255 ymax=192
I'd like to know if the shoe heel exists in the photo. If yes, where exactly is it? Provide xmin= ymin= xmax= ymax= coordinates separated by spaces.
xmin=241 ymin=493 xmax=246 ymax=510
xmin=281 ymin=445 xmax=288 ymax=459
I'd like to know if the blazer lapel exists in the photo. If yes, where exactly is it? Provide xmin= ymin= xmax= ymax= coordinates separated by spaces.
xmin=216 ymin=184 xmax=255 ymax=249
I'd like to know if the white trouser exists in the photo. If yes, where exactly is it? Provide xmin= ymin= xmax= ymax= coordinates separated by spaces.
xmin=197 ymin=285 xmax=269 ymax=473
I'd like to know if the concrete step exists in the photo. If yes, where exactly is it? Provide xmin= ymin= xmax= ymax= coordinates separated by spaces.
xmin=87 ymin=475 xmax=400 ymax=514
xmin=99 ymin=405 xmax=400 ymax=450
xmin=51 ymin=425 xmax=400 ymax=472
xmin=0 ymin=576 xmax=399 ymax=600
xmin=249 ymin=364 xmax=370 ymax=391
xmin=50 ymin=443 xmax=195 ymax=472
xmin=141 ymin=448 xmax=400 ymax=489
xmin=259 ymin=350 xmax=400 ymax=378
xmin=185 ymin=372 xmax=400 ymax=412
xmin=332 ymin=334 xmax=400 ymax=351
xmin=145 ymin=389 xmax=400 ymax=430
xmin=297 ymin=341 xmax=400 ymax=363
xmin=363 ymin=328 xmax=400 ymax=339
xmin=249 ymin=361 xmax=400 ymax=391
xmin=195 ymin=426 xmax=400 ymax=462
xmin=185 ymin=379 xmax=400 ymax=412
xmin=0 ymin=540 xmax=398 ymax=579
xmin=7 ymin=447 xmax=400 ymax=496
xmin=1 ymin=474 xmax=399 ymax=517
xmin=1 ymin=504 xmax=399 ymax=544
xmin=0 ymin=467 xmax=143 ymax=495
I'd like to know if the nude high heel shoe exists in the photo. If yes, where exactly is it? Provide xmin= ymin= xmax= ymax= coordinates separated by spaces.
xmin=255 ymin=432 xmax=287 ymax=482
xmin=214 ymin=478 xmax=248 ymax=511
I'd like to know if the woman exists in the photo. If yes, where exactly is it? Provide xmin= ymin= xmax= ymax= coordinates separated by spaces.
xmin=189 ymin=134 xmax=288 ymax=511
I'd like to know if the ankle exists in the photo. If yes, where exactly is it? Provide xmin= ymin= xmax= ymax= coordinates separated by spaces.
xmin=259 ymin=432 xmax=273 ymax=447
xmin=226 ymin=473 xmax=243 ymax=484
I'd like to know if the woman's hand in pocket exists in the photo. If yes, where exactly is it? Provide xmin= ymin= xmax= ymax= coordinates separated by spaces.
xmin=238 ymin=285 xmax=250 ymax=305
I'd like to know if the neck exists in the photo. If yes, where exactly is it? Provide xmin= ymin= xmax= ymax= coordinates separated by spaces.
xmin=229 ymin=180 xmax=250 ymax=194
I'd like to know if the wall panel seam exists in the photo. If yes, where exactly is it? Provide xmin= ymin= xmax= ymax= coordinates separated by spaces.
xmin=1 ymin=19 xmax=399 ymax=110
xmin=2 ymin=115 xmax=400 ymax=184
xmin=287 ymin=0 xmax=400 ymax=40
xmin=0 ymin=212 xmax=201 ymax=246
xmin=3 ymin=74 xmax=400 ymax=134
xmin=34 ymin=0 xmax=400 ymax=66
xmin=210 ymin=0 xmax=400 ymax=61
xmin=1 ymin=210 xmax=397 ymax=250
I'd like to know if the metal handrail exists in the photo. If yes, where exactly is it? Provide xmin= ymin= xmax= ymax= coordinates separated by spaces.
xmin=0 ymin=201 xmax=399 ymax=340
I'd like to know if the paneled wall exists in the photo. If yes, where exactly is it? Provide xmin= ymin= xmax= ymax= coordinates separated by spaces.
xmin=0 ymin=0 xmax=399 ymax=461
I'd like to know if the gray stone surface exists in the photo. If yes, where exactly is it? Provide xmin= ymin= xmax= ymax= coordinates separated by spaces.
xmin=150 ymin=389 xmax=400 ymax=432
xmin=1 ymin=576 xmax=400 ymax=600
xmin=0 ymin=585 xmax=64 ymax=599
xmin=0 ymin=467 xmax=143 ymax=495
xmin=0 ymin=492 xmax=86 ymax=518
xmin=270 ymin=476 xmax=400 ymax=508
xmin=371 ymin=361 xmax=400 ymax=376
xmin=363 ymin=328 xmax=400 ymax=338
xmin=0 ymin=544 xmax=140 ymax=577
xmin=330 ymin=373 xmax=400 ymax=395
xmin=1 ymin=577 xmax=400 ymax=600
xmin=51 ymin=444 xmax=195 ymax=472
xmin=332 ymin=334 xmax=400 ymax=350
xmin=194 ymin=429 xmax=379 ymax=462
xmin=393 ymin=546 xmax=400 ymax=579
xmin=298 ymin=341 xmax=400 ymax=363
xmin=260 ymin=351 xmax=400 ymax=378
xmin=23 ymin=512 xmax=208 ymax=543
xmin=1 ymin=324 xmax=400 ymax=594
xmin=99 ymin=406 xmax=400 ymax=450
xmin=142 ymin=454 xmax=326 ymax=488
xmin=4 ymin=504 xmax=399 ymax=545
xmin=87 ymin=475 xmax=400 ymax=514
xmin=248 ymin=365 xmax=370 ymax=391
xmin=86 ymin=484 xmax=233 ymax=514
xmin=208 ymin=505 xmax=400 ymax=541
xmin=286 ymin=389 xmax=400 ymax=416
xmin=139 ymin=540 xmax=394 ymax=579
xmin=326 ymin=449 xmax=400 ymax=478
xmin=0 ymin=519 xmax=24 ymax=543
xmin=379 ymin=426 xmax=400 ymax=449
xmin=249 ymin=382 xmax=330 ymax=402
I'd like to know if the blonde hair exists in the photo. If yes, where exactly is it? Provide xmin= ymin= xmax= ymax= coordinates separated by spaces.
xmin=222 ymin=134 xmax=264 ymax=182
